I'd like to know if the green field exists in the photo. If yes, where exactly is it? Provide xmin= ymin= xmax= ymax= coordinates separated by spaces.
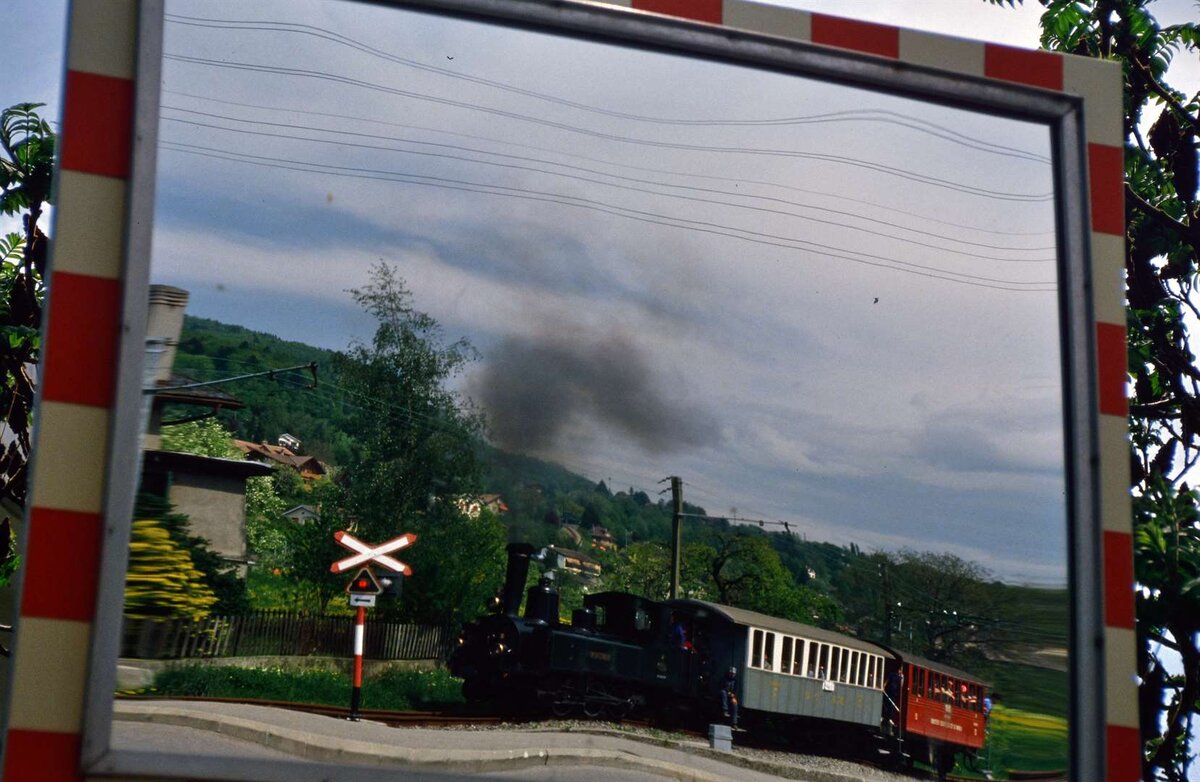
xmin=978 ymin=704 xmax=1069 ymax=777
xmin=972 ymin=659 xmax=1069 ymax=718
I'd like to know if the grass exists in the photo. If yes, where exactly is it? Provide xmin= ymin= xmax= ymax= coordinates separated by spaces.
xmin=978 ymin=704 xmax=1069 ymax=777
xmin=971 ymin=659 xmax=1069 ymax=718
xmin=141 ymin=664 xmax=464 ymax=711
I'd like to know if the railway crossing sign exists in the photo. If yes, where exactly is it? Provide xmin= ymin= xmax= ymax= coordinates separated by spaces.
xmin=330 ymin=530 xmax=417 ymax=575
xmin=345 ymin=567 xmax=383 ymax=596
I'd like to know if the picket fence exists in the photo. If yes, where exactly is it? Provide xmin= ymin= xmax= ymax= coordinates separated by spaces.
xmin=121 ymin=611 xmax=452 ymax=661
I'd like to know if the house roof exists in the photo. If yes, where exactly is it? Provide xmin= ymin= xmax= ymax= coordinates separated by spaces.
xmin=143 ymin=449 xmax=273 ymax=479
xmin=546 ymin=546 xmax=600 ymax=566
xmin=234 ymin=440 xmax=328 ymax=475
xmin=152 ymin=373 xmax=245 ymax=410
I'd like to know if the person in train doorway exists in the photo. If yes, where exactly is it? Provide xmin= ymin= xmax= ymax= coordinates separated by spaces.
xmin=720 ymin=667 xmax=739 ymax=728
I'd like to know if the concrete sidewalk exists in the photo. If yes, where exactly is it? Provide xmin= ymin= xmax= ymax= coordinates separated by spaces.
xmin=112 ymin=700 xmax=887 ymax=781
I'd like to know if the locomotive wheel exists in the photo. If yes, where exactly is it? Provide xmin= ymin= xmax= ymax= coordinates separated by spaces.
xmin=606 ymin=697 xmax=631 ymax=721
xmin=582 ymin=680 xmax=609 ymax=719
xmin=550 ymin=680 xmax=579 ymax=718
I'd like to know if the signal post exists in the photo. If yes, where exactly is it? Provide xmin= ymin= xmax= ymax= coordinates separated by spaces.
xmin=332 ymin=531 xmax=417 ymax=721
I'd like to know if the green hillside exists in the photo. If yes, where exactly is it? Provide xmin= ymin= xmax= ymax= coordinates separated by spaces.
xmin=171 ymin=316 xmax=353 ymax=465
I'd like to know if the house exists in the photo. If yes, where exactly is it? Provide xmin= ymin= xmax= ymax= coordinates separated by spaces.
xmin=541 ymin=546 xmax=602 ymax=580
xmin=233 ymin=438 xmax=329 ymax=481
xmin=455 ymin=493 xmax=509 ymax=519
xmin=140 ymin=285 xmax=270 ymax=573
xmin=140 ymin=450 xmax=271 ymax=570
xmin=590 ymin=525 xmax=616 ymax=551
xmin=283 ymin=504 xmax=320 ymax=524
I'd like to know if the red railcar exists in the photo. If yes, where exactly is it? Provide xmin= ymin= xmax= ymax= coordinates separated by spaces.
xmin=893 ymin=652 xmax=989 ymax=777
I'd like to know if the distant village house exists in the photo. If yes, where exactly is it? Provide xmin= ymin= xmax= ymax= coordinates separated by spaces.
xmin=455 ymin=494 xmax=509 ymax=519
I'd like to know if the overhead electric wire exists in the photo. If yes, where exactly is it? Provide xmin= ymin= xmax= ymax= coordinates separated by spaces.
xmin=164 ymin=13 xmax=1051 ymax=165
xmin=163 ymin=89 xmax=1056 ymax=240
xmin=162 ymin=52 xmax=1053 ymax=204
xmin=159 ymin=140 xmax=1056 ymax=292
xmin=161 ymin=105 xmax=1055 ymax=260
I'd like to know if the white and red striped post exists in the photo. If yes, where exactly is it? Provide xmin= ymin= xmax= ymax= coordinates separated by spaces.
xmin=349 ymin=605 xmax=366 ymax=720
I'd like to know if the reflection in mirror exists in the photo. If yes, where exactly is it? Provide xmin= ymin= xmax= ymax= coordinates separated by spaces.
xmin=112 ymin=1 xmax=1069 ymax=777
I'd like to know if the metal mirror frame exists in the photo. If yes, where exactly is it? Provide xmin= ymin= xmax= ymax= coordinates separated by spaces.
xmin=0 ymin=1 xmax=1132 ymax=781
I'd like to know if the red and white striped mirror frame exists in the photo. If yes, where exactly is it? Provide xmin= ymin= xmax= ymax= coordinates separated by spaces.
xmin=0 ymin=1 xmax=1132 ymax=780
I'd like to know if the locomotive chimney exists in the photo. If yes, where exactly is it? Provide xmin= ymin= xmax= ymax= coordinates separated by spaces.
xmin=501 ymin=543 xmax=535 ymax=616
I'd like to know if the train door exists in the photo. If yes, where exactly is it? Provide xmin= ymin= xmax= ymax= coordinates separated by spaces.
xmin=667 ymin=607 xmax=710 ymax=698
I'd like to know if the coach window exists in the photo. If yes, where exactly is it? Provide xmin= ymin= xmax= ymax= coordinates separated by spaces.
xmin=839 ymin=648 xmax=850 ymax=683
xmin=859 ymin=654 xmax=868 ymax=686
xmin=830 ymin=645 xmax=841 ymax=681
xmin=818 ymin=644 xmax=830 ymax=679
xmin=764 ymin=632 xmax=776 ymax=671
xmin=782 ymin=637 xmax=793 ymax=676
xmin=848 ymin=652 xmax=858 ymax=685
xmin=751 ymin=629 xmax=764 ymax=668
xmin=793 ymin=639 xmax=805 ymax=674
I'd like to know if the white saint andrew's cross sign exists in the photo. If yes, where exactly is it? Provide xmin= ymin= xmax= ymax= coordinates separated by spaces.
xmin=330 ymin=530 xmax=417 ymax=575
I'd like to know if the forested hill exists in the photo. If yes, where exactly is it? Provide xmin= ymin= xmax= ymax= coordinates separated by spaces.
xmin=171 ymin=316 xmax=859 ymax=588
xmin=173 ymin=316 xmax=353 ymax=465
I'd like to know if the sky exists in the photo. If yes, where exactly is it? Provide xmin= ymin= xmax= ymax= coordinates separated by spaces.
xmin=2 ymin=0 xmax=1196 ymax=588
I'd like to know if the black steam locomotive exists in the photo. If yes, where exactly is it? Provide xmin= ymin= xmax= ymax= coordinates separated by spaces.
xmin=449 ymin=543 xmax=989 ymax=777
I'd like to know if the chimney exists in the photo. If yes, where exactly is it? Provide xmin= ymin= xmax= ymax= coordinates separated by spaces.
xmin=145 ymin=285 xmax=189 ymax=385
xmin=501 ymin=543 xmax=535 ymax=617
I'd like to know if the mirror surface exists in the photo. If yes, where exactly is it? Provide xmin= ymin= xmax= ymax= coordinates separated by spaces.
xmin=111 ymin=0 xmax=1070 ymax=775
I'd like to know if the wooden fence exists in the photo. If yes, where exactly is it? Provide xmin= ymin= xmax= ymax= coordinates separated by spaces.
xmin=121 ymin=611 xmax=452 ymax=661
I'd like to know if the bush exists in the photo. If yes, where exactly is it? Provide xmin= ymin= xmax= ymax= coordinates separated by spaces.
xmin=147 ymin=664 xmax=464 ymax=710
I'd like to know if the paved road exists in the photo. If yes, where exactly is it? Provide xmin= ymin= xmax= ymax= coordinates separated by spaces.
xmin=112 ymin=721 xmax=295 ymax=760
xmin=113 ymin=721 xmax=682 ymax=782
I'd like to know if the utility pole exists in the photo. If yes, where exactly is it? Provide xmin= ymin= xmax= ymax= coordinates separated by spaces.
xmin=881 ymin=559 xmax=894 ymax=645
xmin=669 ymin=476 xmax=682 ymax=600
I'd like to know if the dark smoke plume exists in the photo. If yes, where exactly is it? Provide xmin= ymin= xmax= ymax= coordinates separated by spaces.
xmin=471 ymin=329 xmax=719 ymax=455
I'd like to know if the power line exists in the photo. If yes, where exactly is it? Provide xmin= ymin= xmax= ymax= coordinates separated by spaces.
xmin=161 ymin=105 xmax=1055 ymax=260
xmin=163 ymin=13 xmax=1052 ymax=165
xmin=159 ymin=140 xmax=1057 ymax=292
xmin=161 ymin=52 xmax=1054 ymax=203
xmin=162 ymin=89 xmax=1056 ymax=240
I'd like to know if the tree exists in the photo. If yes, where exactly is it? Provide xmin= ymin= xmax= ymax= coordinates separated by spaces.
xmin=708 ymin=531 xmax=840 ymax=627
xmin=603 ymin=540 xmax=713 ymax=600
xmin=160 ymin=418 xmax=242 ymax=458
xmin=332 ymin=263 xmax=502 ymax=626
xmin=0 ymin=104 xmax=53 ymax=510
xmin=124 ymin=517 xmax=218 ymax=620
xmin=990 ymin=3 xmax=1199 ymax=777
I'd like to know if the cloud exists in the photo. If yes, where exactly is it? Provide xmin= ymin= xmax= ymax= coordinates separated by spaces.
xmin=469 ymin=324 xmax=721 ymax=456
